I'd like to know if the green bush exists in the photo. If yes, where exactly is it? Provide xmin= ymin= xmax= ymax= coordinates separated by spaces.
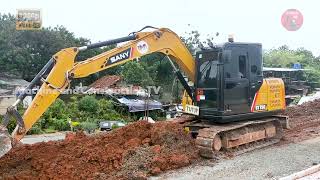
xmin=43 ymin=128 xmax=57 ymax=133
xmin=46 ymin=99 xmax=68 ymax=119
xmin=80 ymin=121 xmax=97 ymax=133
xmin=78 ymin=96 xmax=98 ymax=113
xmin=2 ymin=95 xmax=128 ymax=135
xmin=27 ymin=121 xmax=43 ymax=135
xmin=50 ymin=118 xmax=70 ymax=131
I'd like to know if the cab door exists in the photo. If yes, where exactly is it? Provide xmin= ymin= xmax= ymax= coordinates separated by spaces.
xmin=195 ymin=50 xmax=223 ymax=117
xmin=224 ymin=46 xmax=250 ymax=114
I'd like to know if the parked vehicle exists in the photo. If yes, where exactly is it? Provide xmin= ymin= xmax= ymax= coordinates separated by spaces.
xmin=99 ymin=121 xmax=126 ymax=131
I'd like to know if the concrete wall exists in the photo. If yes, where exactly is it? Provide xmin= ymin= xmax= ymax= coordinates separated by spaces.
xmin=0 ymin=96 xmax=16 ymax=115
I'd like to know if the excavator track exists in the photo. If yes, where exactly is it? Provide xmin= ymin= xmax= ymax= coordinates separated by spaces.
xmin=191 ymin=118 xmax=283 ymax=158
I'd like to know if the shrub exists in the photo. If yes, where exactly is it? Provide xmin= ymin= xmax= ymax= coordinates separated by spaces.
xmin=80 ymin=121 xmax=97 ymax=133
xmin=50 ymin=118 xmax=70 ymax=131
xmin=78 ymin=96 xmax=98 ymax=113
xmin=43 ymin=128 xmax=57 ymax=133
xmin=46 ymin=99 xmax=68 ymax=119
xmin=3 ymin=95 xmax=129 ymax=134
xmin=27 ymin=121 xmax=43 ymax=135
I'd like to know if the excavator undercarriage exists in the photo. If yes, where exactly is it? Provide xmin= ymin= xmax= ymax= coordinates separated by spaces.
xmin=186 ymin=117 xmax=286 ymax=158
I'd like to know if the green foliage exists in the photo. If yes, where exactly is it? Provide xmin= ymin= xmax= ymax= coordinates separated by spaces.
xmin=121 ymin=61 xmax=154 ymax=87
xmin=96 ymin=99 xmax=122 ymax=121
xmin=27 ymin=121 xmax=43 ymax=135
xmin=0 ymin=13 xmax=107 ymax=85
xmin=43 ymin=128 xmax=57 ymax=134
xmin=263 ymin=46 xmax=305 ymax=68
xmin=79 ymin=121 xmax=97 ymax=133
xmin=50 ymin=118 xmax=70 ymax=131
xmin=263 ymin=46 xmax=320 ymax=86
xmin=180 ymin=30 xmax=202 ymax=54
xmin=111 ymin=123 xmax=119 ymax=129
xmin=78 ymin=96 xmax=98 ymax=113
xmin=29 ymin=95 xmax=126 ymax=134
xmin=148 ymin=110 xmax=165 ymax=120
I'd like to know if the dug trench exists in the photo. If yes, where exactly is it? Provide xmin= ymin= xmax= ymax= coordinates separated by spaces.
xmin=1 ymin=100 xmax=320 ymax=179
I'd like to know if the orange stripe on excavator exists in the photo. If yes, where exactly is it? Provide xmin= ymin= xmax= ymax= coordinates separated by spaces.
xmin=250 ymin=92 xmax=259 ymax=112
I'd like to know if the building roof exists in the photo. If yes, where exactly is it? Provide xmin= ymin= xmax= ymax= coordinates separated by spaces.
xmin=0 ymin=77 xmax=30 ymax=87
xmin=87 ymin=75 xmax=148 ymax=96
xmin=117 ymin=97 xmax=162 ymax=112
xmin=89 ymin=75 xmax=122 ymax=89
xmin=263 ymin=67 xmax=309 ymax=72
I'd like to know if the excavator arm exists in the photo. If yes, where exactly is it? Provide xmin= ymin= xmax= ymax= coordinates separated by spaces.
xmin=0 ymin=27 xmax=195 ymax=156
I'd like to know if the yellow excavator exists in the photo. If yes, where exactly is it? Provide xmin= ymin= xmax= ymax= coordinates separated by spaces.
xmin=0 ymin=27 xmax=287 ymax=158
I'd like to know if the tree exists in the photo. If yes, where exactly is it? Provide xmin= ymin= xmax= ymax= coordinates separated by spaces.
xmin=180 ymin=30 xmax=202 ymax=55
xmin=121 ymin=61 xmax=154 ymax=87
xmin=263 ymin=46 xmax=320 ymax=85
xmin=0 ymin=13 xmax=104 ymax=82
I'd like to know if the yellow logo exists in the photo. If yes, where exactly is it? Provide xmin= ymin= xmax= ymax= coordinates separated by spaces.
xmin=16 ymin=9 xmax=42 ymax=30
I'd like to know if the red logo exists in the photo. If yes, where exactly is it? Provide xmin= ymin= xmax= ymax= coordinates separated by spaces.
xmin=281 ymin=9 xmax=303 ymax=31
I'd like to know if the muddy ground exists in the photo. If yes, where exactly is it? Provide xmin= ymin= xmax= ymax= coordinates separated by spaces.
xmin=1 ymin=100 xmax=320 ymax=179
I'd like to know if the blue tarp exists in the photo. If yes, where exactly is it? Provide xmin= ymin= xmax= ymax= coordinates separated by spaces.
xmin=117 ymin=97 xmax=162 ymax=112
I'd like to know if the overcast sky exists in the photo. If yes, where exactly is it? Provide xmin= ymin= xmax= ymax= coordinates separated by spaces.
xmin=1 ymin=0 xmax=319 ymax=55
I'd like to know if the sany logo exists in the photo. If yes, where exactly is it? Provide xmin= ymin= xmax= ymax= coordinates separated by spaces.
xmin=136 ymin=41 xmax=149 ymax=54
xmin=106 ymin=48 xmax=132 ymax=65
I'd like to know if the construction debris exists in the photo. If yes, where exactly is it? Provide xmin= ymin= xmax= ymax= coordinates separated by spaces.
xmin=0 ymin=121 xmax=199 ymax=179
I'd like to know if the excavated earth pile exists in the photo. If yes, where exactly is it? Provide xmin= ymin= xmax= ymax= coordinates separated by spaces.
xmin=1 ymin=100 xmax=320 ymax=179
xmin=281 ymin=99 xmax=320 ymax=143
xmin=0 ymin=121 xmax=199 ymax=180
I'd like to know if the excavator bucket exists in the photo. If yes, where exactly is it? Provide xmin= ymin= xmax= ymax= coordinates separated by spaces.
xmin=0 ymin=125 xmax=12 ymax=158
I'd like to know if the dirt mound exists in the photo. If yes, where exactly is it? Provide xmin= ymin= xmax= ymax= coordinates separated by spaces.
xmin=0 ymin=121 xmax=199 ymax=179
xmin=282 ymin=99 xmax=320 ymax=118
xmin=281 ymin=99 xmax=320 ymax=143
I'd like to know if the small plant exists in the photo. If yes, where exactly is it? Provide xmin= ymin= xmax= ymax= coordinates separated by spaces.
xmin=43 ymin=128 xmax=57 ymax=133
xmin=111 ymin=123 xmax=119 ymax=130
xmin=80 ymin=121 xmax=97 ymax=133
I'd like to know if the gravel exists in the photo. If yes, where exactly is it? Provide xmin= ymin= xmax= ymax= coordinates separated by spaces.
xmin=151 ymin=136 xmax=320 ymax=180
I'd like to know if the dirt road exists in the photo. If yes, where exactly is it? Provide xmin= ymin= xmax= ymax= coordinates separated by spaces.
xmin=152 ymin=136 xmax=320 ymax=180
xmin=21 ymin=132 xmax=65 ymax=144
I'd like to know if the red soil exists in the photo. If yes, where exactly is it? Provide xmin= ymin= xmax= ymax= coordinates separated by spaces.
xmin=281 ymin=99 xmax=320 ymax=143
xmin=0 ymin=121 xmax=199 ymax=180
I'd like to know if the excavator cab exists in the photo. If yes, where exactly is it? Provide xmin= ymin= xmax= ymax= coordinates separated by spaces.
xmin=189 ymin=43 xmax=286 ymax=158
xmin=194 ymin=42 xmax=281 ymax=123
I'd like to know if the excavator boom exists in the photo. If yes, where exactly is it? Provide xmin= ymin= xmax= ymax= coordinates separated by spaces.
xmin=0 ymin=27 xmax=196 ymax=157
